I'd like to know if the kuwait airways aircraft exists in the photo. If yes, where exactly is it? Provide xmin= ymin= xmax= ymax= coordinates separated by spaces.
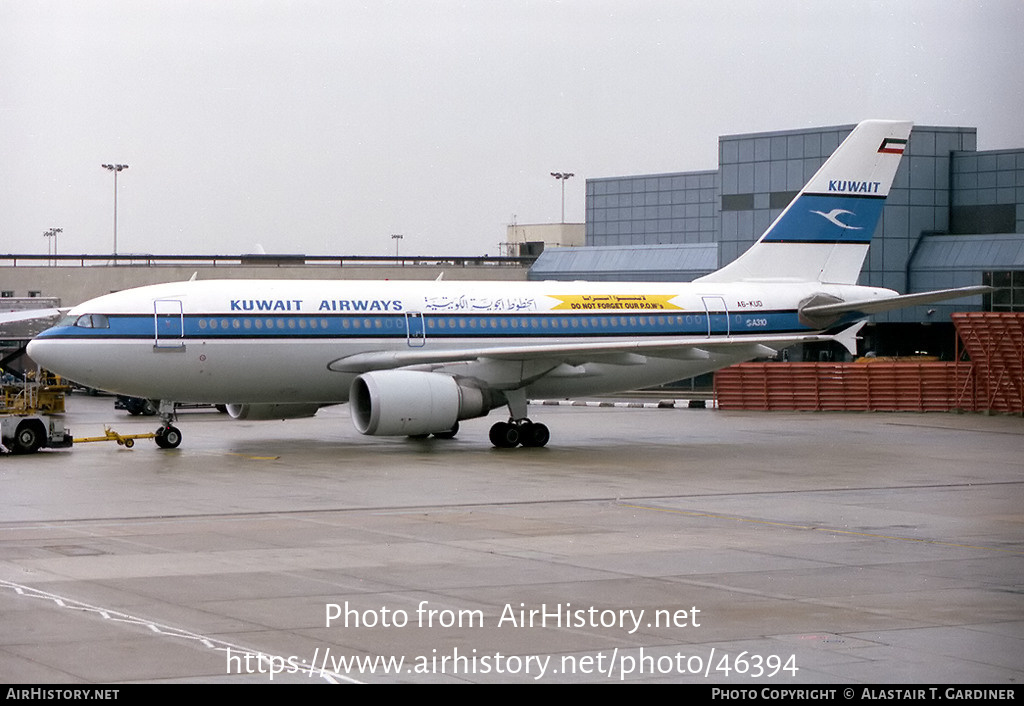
xmin=28 ymin=120 xmax=985 ymax=449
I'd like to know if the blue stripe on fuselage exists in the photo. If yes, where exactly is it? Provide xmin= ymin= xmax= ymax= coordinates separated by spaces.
xmin=33 ymin=310 xmax=815 ymax=340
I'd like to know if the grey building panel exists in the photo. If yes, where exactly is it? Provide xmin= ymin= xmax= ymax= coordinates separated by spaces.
xmin=721 ymin=139 xmax=738 ymax=164
xmin=528 ymin=244 xmax=718 ymax=282
xmin=787 ymin=134 xmax=804 ymax=159
xmin=754 ymin=137 xmax=770 ymax=161
xmin=909 ymin=189 xmax=935 ymax=207
xmin=803 ymin=132 xmax=821 ymax=158
xmin=737 ymin=138 xmax=755 ymax=162
xmin=770 ymin=135 xmax=787 ymax=160
xmin=914 ymin=129 xmax=936 ymax=155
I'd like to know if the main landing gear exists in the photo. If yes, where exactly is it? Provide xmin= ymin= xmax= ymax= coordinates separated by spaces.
xmin=489 ymin=389 xmax=549 ymax=448
xmin=489 ymin=419 xmax=550 ymax=448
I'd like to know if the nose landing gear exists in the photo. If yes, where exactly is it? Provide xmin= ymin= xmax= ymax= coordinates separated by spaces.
xmin=154 ymin=400 xmax=182 ymax=449
xmin=490 ymin=389 xmax=550 ymax=448
xmin=154 ymin=424 xmax=182 ymax=449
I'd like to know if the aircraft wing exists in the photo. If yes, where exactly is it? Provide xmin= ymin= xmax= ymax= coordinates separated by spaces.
xmin=0 ymin=308 xmax=65 ymax=339
xmin=328 ymin=329 xmax=851 ymax=375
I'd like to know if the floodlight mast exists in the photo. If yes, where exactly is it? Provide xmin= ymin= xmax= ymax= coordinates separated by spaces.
xmin=43 ymin=227 xmax=62 ymax=265
xmin=101 ymin=164 xmax=129 ymax=255
xmin=550 ymin=172 xmax=574 ymax=223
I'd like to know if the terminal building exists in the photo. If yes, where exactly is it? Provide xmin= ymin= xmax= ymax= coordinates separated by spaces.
xmin=531 ymin=123 xmax=1024 ymax=359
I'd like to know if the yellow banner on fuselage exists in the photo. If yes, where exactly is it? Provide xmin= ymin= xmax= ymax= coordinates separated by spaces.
xmin=549 ymin=294 xmax=682 ymax=311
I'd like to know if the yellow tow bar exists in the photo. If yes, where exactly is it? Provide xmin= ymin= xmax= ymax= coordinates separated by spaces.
xmin=73 ymin=426 xmax=157 ymax=449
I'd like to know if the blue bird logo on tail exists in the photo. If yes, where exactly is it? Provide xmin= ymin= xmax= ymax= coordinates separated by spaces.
xmin=810 ymin=208 xmax=863 ymax=230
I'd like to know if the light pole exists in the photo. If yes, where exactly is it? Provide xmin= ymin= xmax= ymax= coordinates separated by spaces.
xmin=44 ymin=227 xmax=62 ymax=265
xmin=550 ymin=172 xmax=574 ymax=223
xmin=101 ymin=164 xmax=129 ymax=255
xmin=391 ymin=233 xmax=404 ymax=257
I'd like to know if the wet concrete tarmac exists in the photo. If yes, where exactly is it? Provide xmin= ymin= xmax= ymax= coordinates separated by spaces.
xmin=1 ymin=394 xmax=1021 ymax=683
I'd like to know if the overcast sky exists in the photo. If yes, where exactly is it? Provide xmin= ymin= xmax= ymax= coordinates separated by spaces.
xmin=2 ymin=0 xmax=1022 ymax=258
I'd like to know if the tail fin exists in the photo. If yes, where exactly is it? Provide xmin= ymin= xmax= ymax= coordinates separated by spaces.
xmin=696 ymin=119 xmax=913 ymax=285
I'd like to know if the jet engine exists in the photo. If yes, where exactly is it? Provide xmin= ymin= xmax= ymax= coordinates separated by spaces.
xmin=350 ymin=370 xmax=493 ymax=436
xmin=224 ymin=403 xmax=323 ymax=420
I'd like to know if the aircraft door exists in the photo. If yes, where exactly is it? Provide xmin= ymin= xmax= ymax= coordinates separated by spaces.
xmin=153 ymin=299 xmax=186 ymax=350
xmin=701 ymin=296 xmax=730 ymax=337
xmin=405 ymin=311 xmax=426 ymax=347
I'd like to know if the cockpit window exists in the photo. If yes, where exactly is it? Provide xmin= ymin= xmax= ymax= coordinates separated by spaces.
xmin=74 ymin=314 xmax=110 ymax=329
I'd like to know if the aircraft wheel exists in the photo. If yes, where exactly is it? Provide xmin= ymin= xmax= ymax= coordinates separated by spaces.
xmin=521 ymin=422 xmax=550 ymax=448
xmin=155 ymin=425 xmax=182 ymax=449
xmin=433 ymin=421 xmax=459 ymax=440
xmin=489 ymin=421 xmax=520 ymax=448
xmin=12 ymin=421 xmax=45 ymax=454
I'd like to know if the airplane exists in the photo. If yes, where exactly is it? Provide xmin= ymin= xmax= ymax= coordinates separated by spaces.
xmin=27 ymin=120 xmax=989 ymax=449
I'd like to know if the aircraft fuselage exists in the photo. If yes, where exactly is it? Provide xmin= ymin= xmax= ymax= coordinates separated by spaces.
xmin=28 ymin=278 xmax=892 ymax=404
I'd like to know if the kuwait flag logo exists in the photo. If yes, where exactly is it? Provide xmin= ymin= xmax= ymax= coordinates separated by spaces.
xmin=878 ymin=137 xmax=908 ymax=155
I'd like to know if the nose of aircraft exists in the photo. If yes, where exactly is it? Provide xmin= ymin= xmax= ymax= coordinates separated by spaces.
xmin=26 ymin=334 xmax=68 ymax=376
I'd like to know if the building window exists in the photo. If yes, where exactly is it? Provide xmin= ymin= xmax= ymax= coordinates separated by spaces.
xmin=983 ymin=271 xmax=1024 ymax=312
xmin=721 ymin=194 xmax=754 ymax=211
xmin=769 ymin=191 xmax=799 ymax=209
xmin=951 ymin=205 xmax=1016 ymax=235
xmin=1 ymin=291 xmax=13 ymax=298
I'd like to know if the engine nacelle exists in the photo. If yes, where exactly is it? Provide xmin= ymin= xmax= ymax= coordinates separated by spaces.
xmin=225 ymin=403 xmax=323 ymax=420
xmin=350 ymin=370 xmax=492 ymax=436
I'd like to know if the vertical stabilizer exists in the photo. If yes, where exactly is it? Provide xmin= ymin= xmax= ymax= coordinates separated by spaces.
xmin=697 ymin=120 xmax=913 ymax=284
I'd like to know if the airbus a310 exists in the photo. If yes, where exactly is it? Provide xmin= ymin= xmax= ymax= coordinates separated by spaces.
xmin=28 ymin=120 xmax=986 ymax=448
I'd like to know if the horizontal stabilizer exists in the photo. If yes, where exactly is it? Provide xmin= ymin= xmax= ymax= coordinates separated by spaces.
xmin=800 ymin=286 xmax=992 ymax=324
